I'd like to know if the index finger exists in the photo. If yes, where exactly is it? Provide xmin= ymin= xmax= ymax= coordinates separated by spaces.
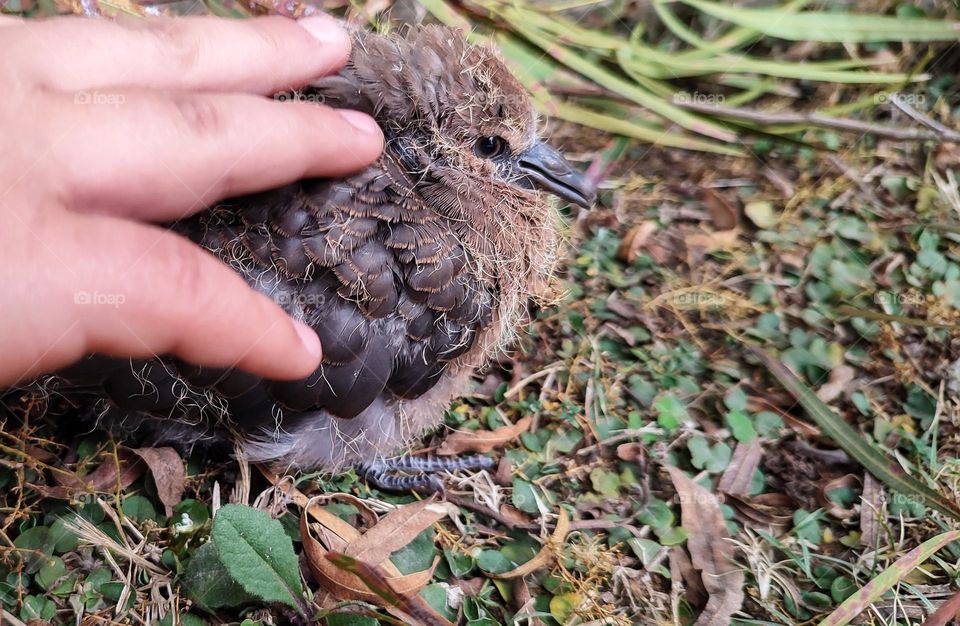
xmin=7 ymin=14 xmax=351 ymax=96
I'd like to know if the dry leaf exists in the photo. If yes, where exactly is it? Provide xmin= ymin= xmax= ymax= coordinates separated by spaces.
xmin=617 ymin=221 xmax=658 ymax=263
xmin=498 ymin=504 xmax=532 ymax=527
xmin=616 ymin=442 xmax=646 ymax=464
xmin=819 ymin=474 xmax=861 ymax=521
xmin=322 ymin=551 xmax=453 ymax=626
xmin=52 ymin=447 xmax=145 ymax=497
xmin=129 ymin=447 xmax=185 ymax=517
xmin=685 ymin=229 xmax=740 ymax=253
xmin=860 ymin=473 xmax=886 ymax=548
xmin=700 ymin=188 xmax=740 ymax=230
xmin=495 ymin=509 xmax=570 ymax=579
xmin=816 ymin=365 xmax=856 ymax=403
xmin=668 ymin=466 xmax=744 ymax=626
xmin=301 ymin=498 xmax=450 ymax=609
xmin=725 ymin=493 xmax=793 ymax=530
xmin=717 ymin=441 xmax=763 ymax=497
xmin=437 ymin=416 xmax=533 ymax=455
xmin=346 ymin=500 xmax=454 ymax=565
xmin=919 ymin=588 xmax=960 ymax=626
xmin=669 ymin=545 xmax=708 ymax=608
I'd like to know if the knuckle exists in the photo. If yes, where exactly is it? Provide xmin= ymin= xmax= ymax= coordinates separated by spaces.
xmin=169 ymin=95 xmax=225 ymax=139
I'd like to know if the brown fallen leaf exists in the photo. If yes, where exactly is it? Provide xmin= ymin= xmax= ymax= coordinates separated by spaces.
xmin=129 ymin=447 xmax=185 ymax=517
xmin=495 ymin=509 xmax=570 ymax=579
xmin=617 ymin=221 xmax=658 ymax=263
xmin=700 ymin=188 xmax=740 ymax=230
xmin=725 ymin=493 xmax=793 ymax=531
xmin=437 ymin=416 xmax=533 ymax=456
xmin=919 ymin=588 xmax=960 ymax=626
xmin=512 ymin=577 xmax=546 ymax=626
xmin=819 ymin=474 xmax=861 ymax=521
xmin=616 ymin=442 xmax=646 ymax=464
xmin=685 ymin=229 xmax=740 ymax=254
xmin=498 ymin=504 xmax=532 ymax=528
xmin=323 ymin=552 xmax=453 ymax=626
xmin=668 ymin=466 xmax=744 ymax=626
xmin=717 ymin=440 xmax=763 ymax=498
xmin=52 ymin=447 xmax=145 ymax=496
xmin=816 ymin=365 xmax=856 ymax=404
xmin=345 ymin=499 xmax=455 ymax=565
xmin=302 ymin=498 xmax=450 ymax=608
xmin=669 ymin=545 xmax=708 ymax=609
xmin=860 ymin=473 xmax=886 ymax=548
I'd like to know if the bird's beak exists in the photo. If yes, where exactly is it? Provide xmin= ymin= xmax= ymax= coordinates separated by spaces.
xmin=516 ymin=142 xmax=596 ymax=209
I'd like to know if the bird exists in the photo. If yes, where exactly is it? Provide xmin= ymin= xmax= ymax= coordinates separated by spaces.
xmin=43 ymin=25 xmax=595 ymax=486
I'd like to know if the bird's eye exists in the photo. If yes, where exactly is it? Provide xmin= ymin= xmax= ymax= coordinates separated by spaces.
xmin=474 ymin=136 xmax=509 ymax=159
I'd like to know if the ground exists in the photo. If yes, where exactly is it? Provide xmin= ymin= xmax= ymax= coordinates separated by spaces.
xmin=1 ymin=1 xmax=960 ymax=625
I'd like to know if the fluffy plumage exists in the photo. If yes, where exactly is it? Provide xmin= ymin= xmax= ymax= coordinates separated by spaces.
xmin=46 ymin=26 xmax=594 ymax=471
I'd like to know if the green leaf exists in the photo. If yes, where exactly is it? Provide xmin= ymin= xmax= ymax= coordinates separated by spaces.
xmin=793 ymin=510 xmax=822 ymax=545
xmin=476 ymin=549 xmax=513 ymax=575
xmin=726 ymin=410 xmax=757 ymax=443
xmin=655 ymin=395 xmax=690 ymax=431
xmin=326 ymin=614 xmax=379 ymax=626
xmin=550 ymin=593 xmax=582 ymax=623
xmin=746 ymin=345 xmax=960 ymax=520
xmin=21 ymin=595 xmax=56 ymax=621
xmin=122 ymin=495 xmax=159 ymax=523
xmin=678 ymin=0 xmax=960 ymax=42
xmin=512 ymin=478 xmax=541 ymax=514
xmin=211 ymin=505 xmax=304 ymax=610
xmin=820 ymin=530 xmax=960 ymax=626
xmin=590 ymin=468 xmax=622 ymax=497
xmin=13 ymin=526 xmax=56 ymax=574
xmin=35 ymin=556 xmax=66 ymax=591
xmin=182 ymin=542 xmax=256 ymax=610
xmin=389 ymin=528 xmax=436 ymax=575
xmin=159 ymin=613 xmax=208 ymax=626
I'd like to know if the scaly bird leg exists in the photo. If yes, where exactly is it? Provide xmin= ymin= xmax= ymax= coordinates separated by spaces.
xmin=357 ymin=455 xmax=496 ymax=493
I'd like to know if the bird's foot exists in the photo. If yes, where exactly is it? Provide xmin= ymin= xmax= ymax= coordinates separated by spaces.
xmin=357 ymin=455 xmax=495 ymax=493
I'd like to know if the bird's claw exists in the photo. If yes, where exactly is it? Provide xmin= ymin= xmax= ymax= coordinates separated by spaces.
xmin=357 ymin=454 xmax=494 ymax=493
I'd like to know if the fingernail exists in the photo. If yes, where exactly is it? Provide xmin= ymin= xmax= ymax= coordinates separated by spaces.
xmin=293 ymin=320 xmax=323 ymax=362
xmin=337 ymin=109 xmax=381 ymax=135
xmin=297 ymin=14 xmax=348 ymax=47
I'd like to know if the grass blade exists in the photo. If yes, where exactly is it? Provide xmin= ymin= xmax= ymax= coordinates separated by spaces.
xmin=745 ymin=344 xmax=960 ymax=520
xmin=818 ymin=530 xmax=960 ymax=626
xmin=833 ymin=304 xmax=960 ymax=330
xmin=679 ymin=0 xmax=960 ymax=43
xmin=501 ymin=18 xmax=737 ymax=142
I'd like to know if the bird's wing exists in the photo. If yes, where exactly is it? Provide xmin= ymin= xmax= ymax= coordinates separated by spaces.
xmin=53 ymin=163 xmax=495 ymax=434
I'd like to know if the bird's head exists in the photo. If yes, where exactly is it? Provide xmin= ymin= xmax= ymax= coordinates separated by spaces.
xmin=311 ymin=25 xmax=596 ymax=212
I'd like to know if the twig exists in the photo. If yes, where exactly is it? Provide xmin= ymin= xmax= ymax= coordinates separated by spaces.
xmin=673 ymin=99 xmax=960 ymax=142
xmin=890 ymin=93 xmax=960 ymax=141
xmin=549 ymin=82 xmax=959 ymax=142
xmin=2 ymin=609 xmax=28 ymax=626
xmin=444 ymin=494 xmax=538 ymax=531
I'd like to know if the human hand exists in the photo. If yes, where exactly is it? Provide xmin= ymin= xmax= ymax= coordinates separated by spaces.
xmin=0 ymin=14 xmax=383 ymax=387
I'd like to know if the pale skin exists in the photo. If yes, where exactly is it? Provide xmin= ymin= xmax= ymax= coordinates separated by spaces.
xmin=0 ymin=14 xmax=384 ymax=387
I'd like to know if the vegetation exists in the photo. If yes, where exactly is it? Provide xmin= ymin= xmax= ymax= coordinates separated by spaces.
xmin=2 ymin=0 xmax=960 ymax=624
